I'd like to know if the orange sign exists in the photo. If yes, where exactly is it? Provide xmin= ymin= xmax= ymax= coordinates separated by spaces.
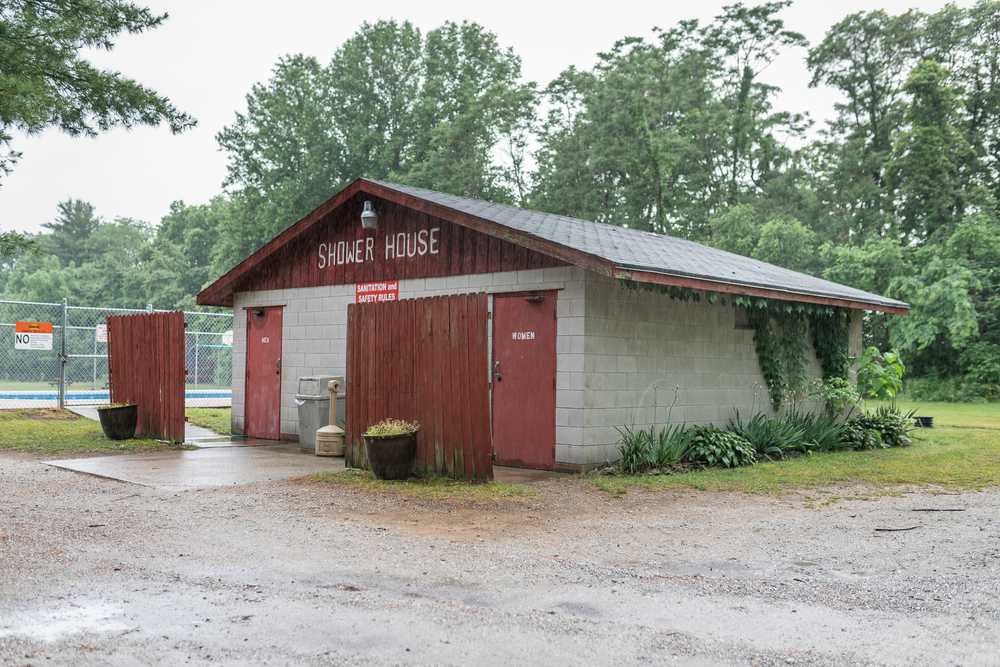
xmin=14 ymin=321 xmax=54 ymax=350
xmin=15 ymin=321 xmax=53 ymax=334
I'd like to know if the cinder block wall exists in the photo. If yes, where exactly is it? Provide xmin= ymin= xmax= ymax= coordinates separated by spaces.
xmin=231 ymin=267 xmax=587 ymax=462
xmin=574 ymin=274 xmax=841 ymax=466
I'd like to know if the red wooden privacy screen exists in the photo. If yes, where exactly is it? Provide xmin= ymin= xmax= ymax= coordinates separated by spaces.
xmin=107 ymin=311 xmax=186 ymax=442
xmin=345 ymin=294 xmax=492 ymax=481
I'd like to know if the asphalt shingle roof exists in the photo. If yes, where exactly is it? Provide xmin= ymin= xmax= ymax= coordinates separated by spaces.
xmin=369 ymin=179 xmax=907 ymax=311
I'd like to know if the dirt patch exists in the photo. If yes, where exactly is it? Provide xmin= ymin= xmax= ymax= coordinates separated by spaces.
xmin=1 ymin=408 xmax=79 ymax=421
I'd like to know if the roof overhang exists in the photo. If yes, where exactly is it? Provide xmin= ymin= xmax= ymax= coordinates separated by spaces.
xmin=198 ymin=178 xmax=908 ymax=314
xmin=614 ymin=267 xmax=909 ymax=315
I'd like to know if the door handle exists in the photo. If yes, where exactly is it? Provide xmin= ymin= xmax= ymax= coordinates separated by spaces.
xmin=493 ymin=360 xmax=502 ymax=382
xmin=276 ymin=358 xmax=282 ymax=375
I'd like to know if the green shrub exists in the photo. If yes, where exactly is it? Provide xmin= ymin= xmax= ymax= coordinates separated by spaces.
xmin=783 ymin=409 xmax=848 ymax=452
xmin=652 ymin=424 xmax=691 ymax=468
xmin=859 ymin=405 xmax=916 ymax=448
xmin=686 ymin=427 xmax=756 ymax=468
xmin=364 ymin=418 xmax=420 ymax=437
xmin=841 ymin=421 xmax=885 ymax=450
xmin=810 ymin=376 xmax=861 ymax=417
xmin=616 ymin=425 xmax=653 ymax=474
xmin=857 ymin=347 xmax=905 ymax=401
xmin=728 ymin=411 xmax=808 ymax=459
xmin=615 ymin=424 xmax=690 ymax=473
xmin=841 ymin=405 xmax=916 ymax=449
xmin=904 ymin=376 xmax=1000 ymax=402
xmin=960 ymin=342 xmax=1000 ymax=385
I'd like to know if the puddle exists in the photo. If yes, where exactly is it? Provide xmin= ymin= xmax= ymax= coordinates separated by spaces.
xmin=0 ymin=601 xmax=130 ymax=642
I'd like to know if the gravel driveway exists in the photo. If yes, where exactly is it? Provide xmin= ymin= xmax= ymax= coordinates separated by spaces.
xmin=1 ymin=452 xmax=998 ymax=666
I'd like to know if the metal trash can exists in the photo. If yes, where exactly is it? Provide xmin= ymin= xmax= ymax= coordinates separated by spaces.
xmin=295 ymin=375 xmax=338 ymax=453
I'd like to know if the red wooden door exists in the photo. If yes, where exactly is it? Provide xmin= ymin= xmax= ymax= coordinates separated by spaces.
xmin=492 ymin=291 xmax=557 ymax=469
xmin=244 ymin=306 xmax=283 ymax=439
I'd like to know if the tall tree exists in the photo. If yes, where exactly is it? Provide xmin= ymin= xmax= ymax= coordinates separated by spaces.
xmin=807 ymin=10 xmax=925 ymax=239
xmin=531 ymin=2 xmax=806 ymax=237
xmin=402 ymin=21 xmax=535 ymax=202
xmin=888 ymin=60 xmax=974 ymax=242
xmin=0 ymin=0 xmax=194 ymax=180
xmin=41 ymin=198 xmax=100 ymax=265
xmin=216 ymin=20 xmax=534 ymax=271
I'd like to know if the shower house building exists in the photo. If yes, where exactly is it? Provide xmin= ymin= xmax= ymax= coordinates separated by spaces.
xmin=197 ymin=178 xmax=908 ymax=473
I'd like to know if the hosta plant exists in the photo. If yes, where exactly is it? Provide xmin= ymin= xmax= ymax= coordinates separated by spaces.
xmin=685 ymin=427 xmax=756 ymax=468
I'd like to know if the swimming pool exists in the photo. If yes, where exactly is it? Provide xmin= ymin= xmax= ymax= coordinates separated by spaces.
xmin=0 ymin=390 xmax=232 ymax=401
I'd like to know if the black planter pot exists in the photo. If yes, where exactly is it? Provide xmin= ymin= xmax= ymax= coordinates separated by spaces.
xmin=364 ymin=431 xmax=417 ymax=480
xmin=97 ymin=404 xmax=138 ymax=440
xmin=915 ymin=416 xmax=934 ymax=428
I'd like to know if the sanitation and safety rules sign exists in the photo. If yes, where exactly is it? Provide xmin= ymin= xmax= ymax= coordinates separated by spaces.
xmin=355 ymin=280 xmax=399 ymax=304
xmin=14 ymin=321 xmax=54 ymax=350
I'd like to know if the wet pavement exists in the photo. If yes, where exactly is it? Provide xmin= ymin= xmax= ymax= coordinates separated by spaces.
xmin=2 ymin=452 xmax=998 ymax=666
xmin=45 ymin=444 xmax=344 ymax=490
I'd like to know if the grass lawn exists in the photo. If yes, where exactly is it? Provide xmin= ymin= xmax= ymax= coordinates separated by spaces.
xmin=0 ymin=409 xmax=183 ymax=455
xmin=185 ymin=407 xmax=231 ymax=435
xmin=595 ymin=400 xmax=1000 ymax=496
xmin=312 ymin=468 xmax=533 ymax=502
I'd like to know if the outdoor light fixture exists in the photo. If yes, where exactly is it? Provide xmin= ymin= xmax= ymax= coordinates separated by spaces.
xmin=361 ymin=200 xmax=378 ymax=231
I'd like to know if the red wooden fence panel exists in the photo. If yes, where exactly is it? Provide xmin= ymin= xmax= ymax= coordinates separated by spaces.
xmin=345 ymin=294 xmax=492 ymax=481
xmin=106 ymin=311 xmax=186 ymax=442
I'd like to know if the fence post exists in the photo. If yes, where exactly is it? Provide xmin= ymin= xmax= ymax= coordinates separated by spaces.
xmin=193 ymin=332 xmax=199 ymax=387
xmin=57 ymin=299 xmax=67 ymax=410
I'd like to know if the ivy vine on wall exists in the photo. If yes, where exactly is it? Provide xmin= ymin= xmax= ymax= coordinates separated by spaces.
xmin=810 ymin=310 xmax=851 ymax=380
xmin=745 ymin=306 xmax=786 ymax=411
xmin=616 ymin=278 xmax=852 ymax=412
xmin=736 ymin=297 xmax=851 ymax=411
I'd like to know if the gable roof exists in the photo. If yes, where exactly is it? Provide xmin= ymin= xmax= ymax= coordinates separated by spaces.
xmin=198 ymin=177 xmax=908 ymax=314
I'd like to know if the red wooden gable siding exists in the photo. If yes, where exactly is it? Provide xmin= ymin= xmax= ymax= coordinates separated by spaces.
xmin=345 ymin=294 xmax=492 ymax=482
xmin=235 ymin=195 xmax=564 ymax=296
xmin=106 ymin=311 xmax=186 ymax=442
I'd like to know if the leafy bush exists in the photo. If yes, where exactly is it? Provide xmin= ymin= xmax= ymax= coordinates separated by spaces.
xmin=364 ymin=418 xmax=420 ymax=437
xmin=841 ymin=405 xmax=916 ymax=449
xmin=615 ymin=424 xmax=690 ymax=473
xmin=841 ymin=421 xmax=885 ymax=450
xmin=960 ymin=342 xmax=1000 ymax=385
xmin=810 ymin=376 xmax=861 ymax=418
xmin=686 ymin=427 xmax=756 ymax=468
xmin=728 ymin=411 xmax=808 ymax=459
xmin=783 ymin=409 xmax=848 ymax=452
xmin=859 ymin=405 xmax=916 ymax=448
xmin=856 ymin=347 xmax=905 ymax=400
xmin=904 ymin=376 xmax=1000 ymax=402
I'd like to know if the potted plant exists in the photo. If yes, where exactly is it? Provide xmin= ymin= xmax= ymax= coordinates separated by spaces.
xmin=363 ymin=418 xmax=419 ymax=480
xmin=96 ymin=403 xmax=138 ymax=440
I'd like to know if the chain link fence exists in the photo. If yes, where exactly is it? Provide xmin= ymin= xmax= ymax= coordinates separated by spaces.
xmin=0 ymin=299 xmax=232 ymax=408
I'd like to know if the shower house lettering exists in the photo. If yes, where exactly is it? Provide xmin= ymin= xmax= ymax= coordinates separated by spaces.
xmin=318 ymin=227 xmax=441 ymax=270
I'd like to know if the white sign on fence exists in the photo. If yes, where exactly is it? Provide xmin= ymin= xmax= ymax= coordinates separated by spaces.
xmin=94 ymin=323 xmax=108 ymax=343
xmin=14 ymin=321 xmax=54 ymax=351
xmin=221 ymin=330 xmax=234 ymax=346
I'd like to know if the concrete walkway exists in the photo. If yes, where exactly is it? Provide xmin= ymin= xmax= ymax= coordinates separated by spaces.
xmin=68 ymin=405 xmax=222 ymax=442
xmin=46 ymin=444 xmax=345 ymax=491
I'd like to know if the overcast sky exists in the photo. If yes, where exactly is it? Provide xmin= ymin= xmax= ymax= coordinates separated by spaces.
xmin=0 ymin=0 xmax=973 ymax=233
